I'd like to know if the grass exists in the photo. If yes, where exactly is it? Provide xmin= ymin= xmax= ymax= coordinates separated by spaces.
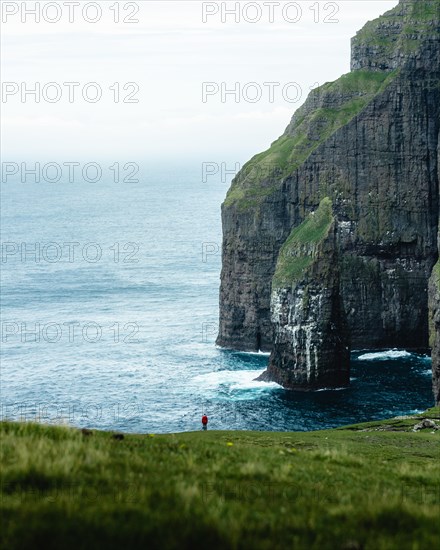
xmin=224 ymin=71 xmax=396 ymax=210
xmin=319 ymin=70 xmax=394 ymax=94
xmin=412 ymin=0 xmax=440 ymax=21
xmin=433 ymin=259 xmax=440 ymax=291
xmin=2 ymin=407 xmax=439 ymax=549
xmin=353 ymin=0 xmax=440 ymax=53
xmin=272 ymin=197 xmax=333 ymax=288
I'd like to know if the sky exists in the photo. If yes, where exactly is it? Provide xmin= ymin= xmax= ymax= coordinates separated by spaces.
xmin=1 ymin=0 xmax=399 ymax=166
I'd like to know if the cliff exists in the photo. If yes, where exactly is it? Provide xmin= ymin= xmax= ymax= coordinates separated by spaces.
xmin=430 ymin=242 xmax=440 ymax=403
xmin=217 ymin=0 xmax=440 ymax=400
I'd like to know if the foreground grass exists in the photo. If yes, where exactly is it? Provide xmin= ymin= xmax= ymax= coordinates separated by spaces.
xmin=1 ymin=409 xmax=440 ymax=549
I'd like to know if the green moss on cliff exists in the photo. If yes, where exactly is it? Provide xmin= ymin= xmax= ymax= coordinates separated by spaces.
xmin=224 ymin=134 xmax=301 ymax=207
xmin=353 ymin=3 xmax=403 ymax=46
xmin=430 ymin=259 xmax=440 ymax=334
xmin=224 ymin=70 xmax=396 ymax=210
xmin=412 ymin=0 xmax=440 ymax=19
xmin=428 ymin=259 xmax=439 ymax=349
xmin=321 ymin=70 xmax=394 ymax=94
xmin=353 ymin=0 xmax=439 ymax=55
xmin=272 ymin=198 xmax=333 ymax=288
xmin=434 ymin=260 xmax=440 ymax=290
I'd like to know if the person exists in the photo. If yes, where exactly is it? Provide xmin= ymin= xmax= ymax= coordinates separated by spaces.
xmin=202 ymin=414 xmax=208 ymax=430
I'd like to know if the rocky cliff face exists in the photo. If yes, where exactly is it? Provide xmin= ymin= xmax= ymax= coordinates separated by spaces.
xmin=217 ymin=0 xmax=440 ymax=400
xmin=429 ymin=255 xmax=440 ymax=404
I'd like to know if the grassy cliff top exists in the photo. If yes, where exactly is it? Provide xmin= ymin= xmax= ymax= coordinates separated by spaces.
xmin=2 ymin=408 xmax=439 ymax=549
xmin=224 ymin=68 xmax=397 ymax=210
xmin=272 ymin=197 xmax=334 ymax=288
xmin=352 ymin=0 xmax=440 ymax=58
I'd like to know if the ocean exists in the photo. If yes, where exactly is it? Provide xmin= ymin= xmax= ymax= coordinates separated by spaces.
xmin=0 ymin=166 xmax=434 ymax=433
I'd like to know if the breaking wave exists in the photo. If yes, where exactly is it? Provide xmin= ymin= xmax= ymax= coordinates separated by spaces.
xmin=191 ymin=369 xmax=281 ymax=399
xmin=357 ymin=349 xmax=412 ymax=361
xmin=315 ymin=387 xmax=349 ymax=392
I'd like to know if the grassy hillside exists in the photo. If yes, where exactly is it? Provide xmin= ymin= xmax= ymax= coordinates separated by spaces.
xmin=2 ymin=408 xmax=439 ymax=549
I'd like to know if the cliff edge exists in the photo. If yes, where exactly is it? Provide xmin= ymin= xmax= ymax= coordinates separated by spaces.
xmin=217 ymin=0 xmax=440 ymax=400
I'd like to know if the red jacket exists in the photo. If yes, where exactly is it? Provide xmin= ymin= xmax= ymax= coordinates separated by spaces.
xmin=202 ymin=415 xmax=208 ymax=425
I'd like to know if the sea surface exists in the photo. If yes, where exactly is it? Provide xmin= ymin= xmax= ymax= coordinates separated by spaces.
xmin=0 ymin=166 xmax=434 ymax=433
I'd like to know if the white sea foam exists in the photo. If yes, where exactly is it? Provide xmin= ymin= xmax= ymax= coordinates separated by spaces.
xmin=241 ymin=351 xmax=271 ymax=357
xmin=215 ymin=346 xmax=270 ymax=357
xmin=357 ymin=349 xmax=412 ymax=361
xmin=192 ymin=369 xmax=280 ymax=393
xmin=315 ymin=387 xmax=348 ymax=392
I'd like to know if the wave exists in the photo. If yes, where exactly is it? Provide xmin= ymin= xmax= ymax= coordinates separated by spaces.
xmin=215 ymin=346 xmax=271 ymax=357
xmin=315 ymin=386 xmax=349 ymax=392
xmin=357 ymin=349 xmax=412 ymax=361
xmin=237 ymin=350 xmax=271 ymax=357
xmin=192 ymin=369 xmax=280 ymax=393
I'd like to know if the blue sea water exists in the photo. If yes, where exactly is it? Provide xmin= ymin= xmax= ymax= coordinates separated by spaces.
xmin=0 ymin=166 xmax=434 ymax=433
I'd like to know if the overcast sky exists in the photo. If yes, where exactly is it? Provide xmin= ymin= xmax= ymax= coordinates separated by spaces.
xmin=1 ymin=1 xmax=398 ymax=165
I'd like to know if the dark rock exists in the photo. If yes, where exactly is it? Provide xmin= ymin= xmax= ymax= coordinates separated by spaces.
xmin=429 ymin=235 xmax=440 ymax=405
xmin=412 ymin=418 xmax=439 ymax=431
xmin=112 ymin=433 xmax=125 ymax=441
xmin=217 ymin=0 xmax=440 ymax=394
